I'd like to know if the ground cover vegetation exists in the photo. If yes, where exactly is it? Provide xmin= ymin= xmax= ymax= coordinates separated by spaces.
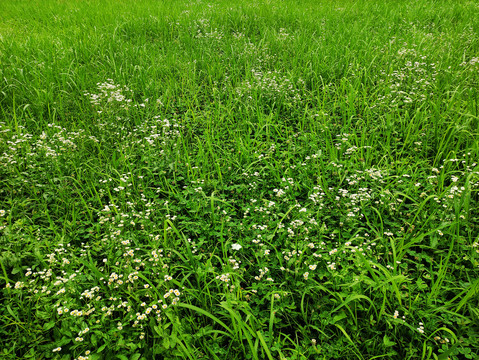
xmin=1 ymin=0 xmax=478 ymax=359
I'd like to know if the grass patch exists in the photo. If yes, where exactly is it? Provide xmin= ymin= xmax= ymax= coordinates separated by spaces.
xmin=1 ymin=0 xmax=478 ymax=359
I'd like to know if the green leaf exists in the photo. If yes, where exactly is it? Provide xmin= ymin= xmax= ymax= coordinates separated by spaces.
xmin=437 ymin=343 xmax=459 ymax=360
xmin=331 ymin=312 xmax=347 ymax=324
xmin=176 ymin=303 xmax=232 ymax=334
xmin=127 ymin=343 xmax=138 ymax=351
xmin=43 ymin=321 xmax=55 ymax=331
xmin=257 ymin=331 xmax=274 ymax=360
xmin=6 ymin=306 xmax=20 ymax=322
xmin=163 ymin=336 xmax=170 ymax=349
xmin=91 ymin=333 xmax=97 ymax=347
xmin=154 ymin=325 xmax=164 ymax=336
xmin=383 ymin=335 xmax=396 ymax=347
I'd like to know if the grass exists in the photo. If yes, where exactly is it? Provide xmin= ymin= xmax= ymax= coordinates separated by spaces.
xmin=0 ymin=0 xmax=478 ymax=359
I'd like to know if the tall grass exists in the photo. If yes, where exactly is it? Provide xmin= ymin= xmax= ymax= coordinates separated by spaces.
xmin=1 ymin=0 xmax=478 ymax=359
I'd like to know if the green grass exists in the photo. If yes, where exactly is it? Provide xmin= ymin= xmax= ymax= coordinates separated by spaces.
xmin=1 ymin=0 xmax=479 ymax=359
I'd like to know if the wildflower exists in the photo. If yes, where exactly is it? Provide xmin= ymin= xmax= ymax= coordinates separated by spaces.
xmin=417 ymin=322 xmax=425 ymax=334
xmin=221 ymin=274 xmax=230 ymax=282
xmin=327 ymin=263 xmax=336 ymax=270
xmin=52 ymin=347 xmax=61 ymax=352
xmin=231 ymin=243 xmax=242 ymax=250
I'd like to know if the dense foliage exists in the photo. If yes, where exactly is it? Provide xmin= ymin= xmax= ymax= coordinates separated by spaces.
xmin=1 ymin=0 xmax=478 ymax=359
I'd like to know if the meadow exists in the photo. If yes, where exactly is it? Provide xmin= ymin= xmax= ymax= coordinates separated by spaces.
xmin=1 ymin=0 xmax=479 ymax=359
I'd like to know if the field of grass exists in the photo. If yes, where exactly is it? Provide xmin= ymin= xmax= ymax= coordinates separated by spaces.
xmin=1 ymin=0 xmax=479 ymax=359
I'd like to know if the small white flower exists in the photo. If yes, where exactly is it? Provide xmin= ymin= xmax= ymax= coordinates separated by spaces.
xmin=231 ymin=243 xmax=242 ymax=251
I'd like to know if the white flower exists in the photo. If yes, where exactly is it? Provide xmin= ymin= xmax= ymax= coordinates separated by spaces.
xmin=327 ymin=263 xmax=336 ymax=270
xmin=231 ymin=243 xmax=242 ymax=250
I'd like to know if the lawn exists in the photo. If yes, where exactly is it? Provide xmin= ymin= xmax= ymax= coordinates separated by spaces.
xmin=0 ymin=0 xmax=478 ymax=359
